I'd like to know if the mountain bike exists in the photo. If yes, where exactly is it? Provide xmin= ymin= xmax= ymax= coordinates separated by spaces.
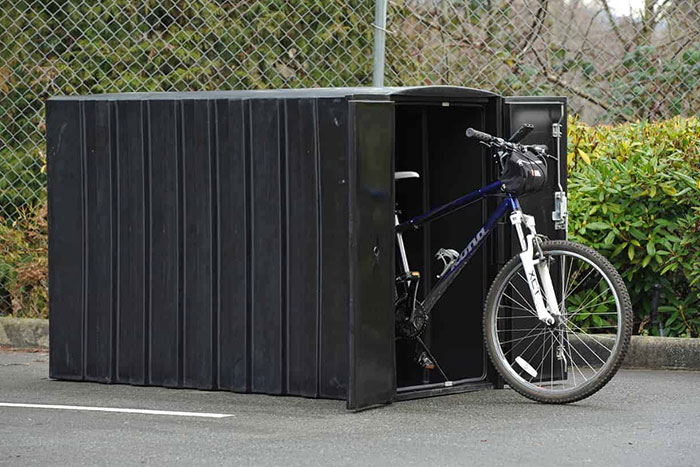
xmin=394 ymin=124 xmax=632 ymax=404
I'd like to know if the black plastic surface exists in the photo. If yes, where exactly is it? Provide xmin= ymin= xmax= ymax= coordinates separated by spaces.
xmin=347 ymin=100 xmax=396 ymax=410
xmin=47 ymin=93 xmax=361 ymax=399
xmin=504 ymin=97 xmax=567 ymax=243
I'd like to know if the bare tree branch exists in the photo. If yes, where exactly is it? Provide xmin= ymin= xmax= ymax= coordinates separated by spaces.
xmin=598 ymin=0 xmax=628 ymax=50
xmin=529 ymin=47 xmax=629 ymax=119
xmin=518 ymin=0 xmax=549 ymax=58
xmin=634 ymin=0 xmax=672 ymax=46
xmin=402 ymin=1 xmax=622 ymax=116
xmin=572 ymin=8 xmax=605 ymax=64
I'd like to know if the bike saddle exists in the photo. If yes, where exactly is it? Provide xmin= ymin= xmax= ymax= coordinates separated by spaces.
xmin=395 ymin=171 xmax=420 ymax=181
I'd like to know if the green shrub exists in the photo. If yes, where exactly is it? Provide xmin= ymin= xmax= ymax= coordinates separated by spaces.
xmin=0 ymin=145 xmax=46 ymax=221
xmin=568 ymin=116 xmax=700 ymax=337
xmin=0 ymin=201 xmax=48 ymax=318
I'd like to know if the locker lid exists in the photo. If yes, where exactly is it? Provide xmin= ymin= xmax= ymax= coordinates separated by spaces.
xmin=47 ymin=86 xmax=498 ymax=102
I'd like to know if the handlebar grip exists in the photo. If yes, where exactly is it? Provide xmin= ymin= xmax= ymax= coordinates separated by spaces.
xmin=508 ymin=123 xmax=535 ymax=143
xmin=465 ymin=127 xmax=494 ymax=142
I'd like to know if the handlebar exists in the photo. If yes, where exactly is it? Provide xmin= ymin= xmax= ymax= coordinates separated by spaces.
xmin=465 ymin=125 xmax=556 ymax=161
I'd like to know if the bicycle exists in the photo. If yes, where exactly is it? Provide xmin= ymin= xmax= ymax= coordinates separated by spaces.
xmin=394 ymin=124 xmax=632 ymax=404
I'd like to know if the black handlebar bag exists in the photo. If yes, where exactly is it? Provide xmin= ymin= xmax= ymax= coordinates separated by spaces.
xmin=501 ymin=149 xmax=548 ymax=195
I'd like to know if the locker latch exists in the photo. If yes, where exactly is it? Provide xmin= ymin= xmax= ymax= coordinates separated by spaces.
xmin=552 ymin=123 xmax=562 ymax=138
xmin=552 ymin=191 xmax=568 ymax=231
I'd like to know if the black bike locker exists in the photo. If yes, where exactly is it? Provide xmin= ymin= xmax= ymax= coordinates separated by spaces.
xmin=47 ymin=87 xmax=566 ymax=411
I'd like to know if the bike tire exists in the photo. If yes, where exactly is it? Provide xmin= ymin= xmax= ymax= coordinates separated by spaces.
xmin=483 ymin=240 xmax=633 ymax=404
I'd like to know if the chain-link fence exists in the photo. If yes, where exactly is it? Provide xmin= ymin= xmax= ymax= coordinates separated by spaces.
xmin=0 ymin=0 xmax=698 ymax=317
xmin=385 ymin=0 xmax=700 ymax=123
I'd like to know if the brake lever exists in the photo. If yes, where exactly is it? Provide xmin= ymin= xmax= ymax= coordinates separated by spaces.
xmin=524 ymin=144 xmax=557 ymax=160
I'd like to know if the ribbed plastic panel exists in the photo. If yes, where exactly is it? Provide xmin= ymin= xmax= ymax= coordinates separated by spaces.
xmin=47 ymin=91 xmax=371 ymax=399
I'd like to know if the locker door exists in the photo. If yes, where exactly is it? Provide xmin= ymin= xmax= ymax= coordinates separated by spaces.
xmin=347 ymin=99 xmax=396 ymax=410
xmin=504 ymin=97 xmax=568 ymax=382
xmin=504 ymin=97 xmax=567 ymax=241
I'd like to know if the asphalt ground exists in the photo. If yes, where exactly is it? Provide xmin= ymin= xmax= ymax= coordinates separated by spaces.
xmin=1 ymin=350 xmax=698 ymax=466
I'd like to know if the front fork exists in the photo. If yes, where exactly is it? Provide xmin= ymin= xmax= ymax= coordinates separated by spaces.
xmin=510 ymin=210 xmax=561 ymax=325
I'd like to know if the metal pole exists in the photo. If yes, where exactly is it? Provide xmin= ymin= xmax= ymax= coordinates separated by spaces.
xmin=372 ymin=0 xmax=388 ymax=87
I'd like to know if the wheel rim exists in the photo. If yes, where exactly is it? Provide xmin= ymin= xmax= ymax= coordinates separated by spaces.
xmin=490 ymin=249 xmax=623 ymax=396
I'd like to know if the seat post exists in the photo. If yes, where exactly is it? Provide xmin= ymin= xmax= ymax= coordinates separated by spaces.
xmin=395 ymin=213 xmax=410 ymax=274
xmin=393 ymin=170 xmax=419 ymax=275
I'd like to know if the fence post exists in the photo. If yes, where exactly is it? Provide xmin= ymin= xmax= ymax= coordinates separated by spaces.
xmin=372 ymin=0 xmax=388 ymax=87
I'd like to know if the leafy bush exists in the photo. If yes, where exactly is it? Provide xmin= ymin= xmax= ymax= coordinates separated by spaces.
xmin=0 ymin=201 xmax=48 ymax=318
xmin=568 ymin=116 xmax=700 ymax=337
xmin=0 ymin=145 xmax=46 ymax=220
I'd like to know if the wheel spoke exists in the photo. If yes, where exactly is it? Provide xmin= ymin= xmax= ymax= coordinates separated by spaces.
xmin=568 ymin=299 xmax=618 ymax=317
xmin=498 ymin=314 xmax=547 ymax=320
xmin=560 ymin=329 xmax=599 ymax=374
xmin=566 ymin=320 xmax=615 ymax=354
xmin=566 ymin=281 xmax=609 ymax=318
xmin=515 ymin=272 xmax=540 ymax=312
xmin=564 ymin=256 xmax=586 ymax=299
xmin=561 ymin=265 xmax=597 ymax=305
xmin=502 ymin=325 xmax=548 ymax=358
xmin=498 ymin=327 xmax=552 ymax=333
xmin=498 ymin=329 xmax=548 ymax=346
xmin=531 ymin=331 xmax=553 ymax=383
xmin=501 ymin=292 xmax=538 ymax=319
xmin=569 ymin=331 xmax=609 ymax=366
xmin=558 ymin=334 xmax=588 ymax=384
xmin=566 ymin=275 xmax=605 ymax=314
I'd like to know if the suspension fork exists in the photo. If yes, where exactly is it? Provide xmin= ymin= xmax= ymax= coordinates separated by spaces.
xmin=510 ymin=210 xmax=561 ymax=324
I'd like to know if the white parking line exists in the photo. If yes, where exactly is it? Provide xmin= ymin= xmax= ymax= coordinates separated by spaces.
xmin=0 ymin=402 xmax=232 ymax=418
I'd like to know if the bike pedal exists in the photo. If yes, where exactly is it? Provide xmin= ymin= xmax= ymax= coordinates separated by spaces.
xmin=396 ymin=271 xmax=421 ymax=282
xmin=417 ymin=351 xmax=435 ymax=370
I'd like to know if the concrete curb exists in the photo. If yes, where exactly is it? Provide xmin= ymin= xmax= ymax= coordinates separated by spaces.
xmin=0 ymin=318 xmax=698 ymax=370
xmin=0 ymin=317 xmax=49 ymax=350
xmin=623 ymin=335 xmax=700 ymax=371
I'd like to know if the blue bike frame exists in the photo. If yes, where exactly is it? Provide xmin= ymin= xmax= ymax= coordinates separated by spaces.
xmin=396 ymin=180 xmax=521 ymax=315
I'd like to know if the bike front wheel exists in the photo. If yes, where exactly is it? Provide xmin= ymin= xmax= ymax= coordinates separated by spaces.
xmin=484 ymin=240 xmax=633 ymax=403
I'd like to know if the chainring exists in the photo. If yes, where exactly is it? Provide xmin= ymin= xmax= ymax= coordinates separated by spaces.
xmin=395 ymin=295 xmax=427 ymax=340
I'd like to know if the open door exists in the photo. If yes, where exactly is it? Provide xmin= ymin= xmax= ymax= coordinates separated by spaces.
xmin=346 ymin=99 xmax=396 ymax=410
xmin=504 ymin=97 xmax=567 ymax=241
xmin=504 ymin=97 xmax=568 ymax=382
